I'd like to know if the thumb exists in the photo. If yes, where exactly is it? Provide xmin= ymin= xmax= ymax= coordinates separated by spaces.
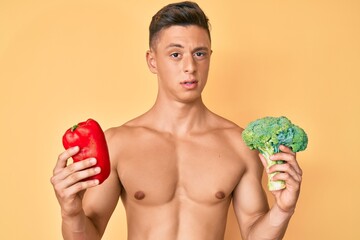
xmin=258 ymin=153 xmax=268 ymax=170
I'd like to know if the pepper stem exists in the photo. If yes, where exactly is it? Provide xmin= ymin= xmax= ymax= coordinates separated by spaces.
xmin=71 ymin=124 xmax=78 ymax=132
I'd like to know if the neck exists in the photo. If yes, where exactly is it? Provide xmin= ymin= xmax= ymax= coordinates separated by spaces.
xmin=148 ymin=95 xmax=209 ymax=135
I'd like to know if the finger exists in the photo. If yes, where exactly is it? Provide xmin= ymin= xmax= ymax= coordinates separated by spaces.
xmin=258 ymin=153 xmax=268 ymax=169
xmin=54 ymin=158 xmax=97 ymax=182
xmin=271 ymin=172 xmax=301 ymax=191
xmin=270 ymin=152 xmax=302 ymax=176
xmin=53 ymin=146 xmax=80 ymax=175
xmin=269 ymin=163 xmax=302 ymax=183
xmin=64 ymin=166 xmax=101 ymax=190
xmin=57 ymin=179 xmax=100 ymax=199
xmin=270 ymin=152 xmax=294 ymax=163
xmin=53 ymin=166 xmax=101 ymax=195
xmin=279 ymin=145 xmax=296 ymax=155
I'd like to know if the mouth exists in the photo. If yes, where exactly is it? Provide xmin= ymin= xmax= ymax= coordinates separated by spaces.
xmin=180 ymin=80 xmax=199 ymax=90
xmin=180 ymin=80 xmax=198 ymax=86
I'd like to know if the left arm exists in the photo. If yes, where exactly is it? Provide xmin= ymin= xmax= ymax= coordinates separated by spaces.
xmin=233 ymin=145 xmax=302 ymax=240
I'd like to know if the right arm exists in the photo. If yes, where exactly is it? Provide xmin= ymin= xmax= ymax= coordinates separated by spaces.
xmin=51 ymin=129 xmax=121 ymax=239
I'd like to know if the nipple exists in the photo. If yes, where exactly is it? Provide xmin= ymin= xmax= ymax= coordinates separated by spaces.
xmin=215 ymin=191 xmax=226 ymax=199
xmin=134 ymin=191 xmax=145 ymax=200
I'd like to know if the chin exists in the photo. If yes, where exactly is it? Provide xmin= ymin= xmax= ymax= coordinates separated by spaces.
xmin=176 ymin=93 xmax=203 ymax=104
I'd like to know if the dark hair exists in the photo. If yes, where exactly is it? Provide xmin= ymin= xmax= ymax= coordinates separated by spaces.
xmin=149 ymin=1 xmax=211 ymax=48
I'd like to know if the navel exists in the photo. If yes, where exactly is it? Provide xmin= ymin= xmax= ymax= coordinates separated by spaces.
xmin=134 ymin=191 xmax=145 ymax=200
xmin=215 ymin=191 xmax=226 ymax=200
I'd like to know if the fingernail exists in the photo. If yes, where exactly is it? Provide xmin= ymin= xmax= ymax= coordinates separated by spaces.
xmin=95 ymin=167 xmax=101 ymax=173
xmin=90 ymin=158 xmax=97 ymax=164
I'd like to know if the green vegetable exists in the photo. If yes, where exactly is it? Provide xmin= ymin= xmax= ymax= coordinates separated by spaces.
xmin=242 ymin=116 xmax=308 ymax=191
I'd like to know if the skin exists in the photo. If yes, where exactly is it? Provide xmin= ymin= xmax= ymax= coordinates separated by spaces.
xmin=51 ymin=25 xmax=302 ymax=240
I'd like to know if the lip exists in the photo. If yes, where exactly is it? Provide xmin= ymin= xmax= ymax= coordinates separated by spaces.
xmin=180 ymin=80 xmax=199 ymax=90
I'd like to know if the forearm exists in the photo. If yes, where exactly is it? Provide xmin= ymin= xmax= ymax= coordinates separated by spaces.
xmin=247 ymin=204 xmax=294 ymax=240
xmin=62 ymin=211 xmax=101 ymax=240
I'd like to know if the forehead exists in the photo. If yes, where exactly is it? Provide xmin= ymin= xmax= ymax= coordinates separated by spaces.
xmin=153 ymin=25 xmax=211 ymax=50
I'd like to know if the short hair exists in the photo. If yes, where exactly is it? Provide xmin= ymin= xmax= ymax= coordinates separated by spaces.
xmin=149 ymin=1 xmax=211 ymax=49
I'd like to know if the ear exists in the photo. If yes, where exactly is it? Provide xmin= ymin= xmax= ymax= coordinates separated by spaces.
xmin=146 ymin=50 xmax=157 ymax=74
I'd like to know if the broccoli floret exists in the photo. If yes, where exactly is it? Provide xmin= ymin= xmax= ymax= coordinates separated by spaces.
xmin=242 ymin=116 xmax=308 ymax=191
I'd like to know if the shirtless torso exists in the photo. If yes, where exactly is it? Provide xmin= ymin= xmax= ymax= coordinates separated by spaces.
xmin=106 ymin=110 xmax=251 ymax=240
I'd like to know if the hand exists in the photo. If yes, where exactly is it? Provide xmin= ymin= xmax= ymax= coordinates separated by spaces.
xmin=259 ymin=145 xmax=303 ymax=213
xmin=50 ymin=146 xmax=100 ymax=217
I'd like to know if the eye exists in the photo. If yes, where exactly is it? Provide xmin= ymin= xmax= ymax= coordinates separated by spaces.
xmin=194 ymin=52 xmax=207 ymax=58
xmin=170 ymin=53 xmax=180 ymax=58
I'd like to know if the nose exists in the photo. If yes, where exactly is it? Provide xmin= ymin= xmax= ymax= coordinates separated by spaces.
xmin=183 ymin=54 xmax=196 ymax=73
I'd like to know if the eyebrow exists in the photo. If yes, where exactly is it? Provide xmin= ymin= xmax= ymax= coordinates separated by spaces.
xmin=166 ymin=43 xmax=184 ymax=49
xmin=165 ymin=43 xmax=210 ymax=52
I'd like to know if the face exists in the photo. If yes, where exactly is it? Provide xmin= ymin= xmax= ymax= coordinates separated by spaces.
xmin=146 ymin=25 xmax=212 ymax=103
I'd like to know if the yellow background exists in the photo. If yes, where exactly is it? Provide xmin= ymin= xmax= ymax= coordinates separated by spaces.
xmin=1 ymin=0 xmax=359 ymax=239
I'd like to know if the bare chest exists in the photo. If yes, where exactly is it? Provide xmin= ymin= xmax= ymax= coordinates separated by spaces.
xmin=117 ymin=133 xmax=245 ymax=205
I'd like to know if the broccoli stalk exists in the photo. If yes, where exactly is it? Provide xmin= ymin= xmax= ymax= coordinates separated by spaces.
xmin=242 ymin=116 xmax=308 ymax=191
xmin=257 ymin=144 xmax=287 ymax=191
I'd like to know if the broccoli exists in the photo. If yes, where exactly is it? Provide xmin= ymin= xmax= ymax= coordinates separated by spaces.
xmin=242 ymin=116 xmax=308 ymax=191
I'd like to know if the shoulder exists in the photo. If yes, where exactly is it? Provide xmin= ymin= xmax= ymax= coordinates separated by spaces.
xmin=209 ymin=113 xmax=262 ymax=172
xmin=103 ymin=116 xmax=152 ymax=161
xmin=207 ymin=112 xmax=245 ymax=145
xmin=104 ymin=117 xmax=151 ymax=144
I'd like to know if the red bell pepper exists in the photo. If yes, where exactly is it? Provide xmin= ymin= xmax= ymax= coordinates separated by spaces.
xmin=62 ymin=118 xmax=110 ymax=184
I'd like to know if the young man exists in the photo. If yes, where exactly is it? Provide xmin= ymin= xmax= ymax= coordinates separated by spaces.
xmin=51 ymin=2 xmax=302 ymax=239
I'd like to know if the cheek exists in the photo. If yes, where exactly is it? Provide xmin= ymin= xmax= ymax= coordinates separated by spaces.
xmin=199 ymin=62 xmax=210 ymax=78
xmin=157 ymin=61 xmax=180 ymax=78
